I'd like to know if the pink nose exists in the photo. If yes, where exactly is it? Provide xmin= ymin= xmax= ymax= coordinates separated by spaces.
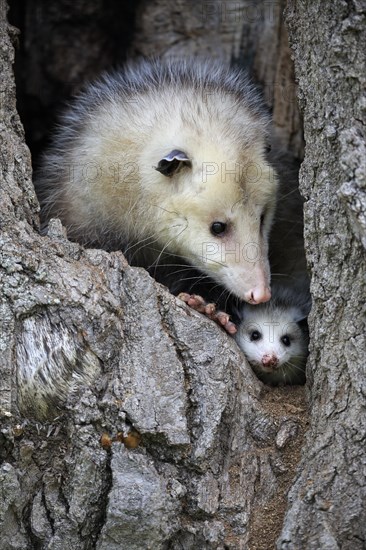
xmin=262 ymin=354 xmax=278 ymax=368
xmin=244 ymin=286 xmax=271 ymax=304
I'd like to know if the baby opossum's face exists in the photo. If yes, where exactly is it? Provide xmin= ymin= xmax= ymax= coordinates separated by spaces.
xmin=235 ymin=304 xmax=308 ymax=384
xmin=147 ymin=142 xmax=277 ymax=305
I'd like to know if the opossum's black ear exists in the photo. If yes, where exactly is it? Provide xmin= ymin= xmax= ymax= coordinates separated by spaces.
xmin=294 ymin=304 xmax=311 ymax=326
xmin=295 ymin=296 xmax=312 ymax=324
xmin=294 ymin=313 xmax=308 ymax=324
xmin=155 ymin=149 xmax=191 ymax=177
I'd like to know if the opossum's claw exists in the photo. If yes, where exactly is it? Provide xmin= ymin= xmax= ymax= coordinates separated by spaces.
xmin=178 ymin=293 xmax=208 ymax=313
xmin=178 ymin=293 xmax=237 ymax=335
xmin=215 ymin=312 xmax=237 ymax=335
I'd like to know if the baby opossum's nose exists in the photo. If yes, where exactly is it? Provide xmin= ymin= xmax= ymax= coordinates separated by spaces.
xmin=262 ymin=354 xmax=279 ymax=368
xmin=244 ymin=286 xmax=271 ymax=304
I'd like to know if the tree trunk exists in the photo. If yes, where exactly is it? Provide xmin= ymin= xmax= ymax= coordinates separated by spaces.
xmin=0 ymin=1 xmax=364 ymax=549
xmin=277 ymin=2 xmax=366 ymax=548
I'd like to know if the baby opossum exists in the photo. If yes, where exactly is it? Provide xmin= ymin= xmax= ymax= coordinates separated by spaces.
xmin=36 ymin=59 xmax=278 ymax=306
xmin=235 ymin=284 xmax=311 ymax=385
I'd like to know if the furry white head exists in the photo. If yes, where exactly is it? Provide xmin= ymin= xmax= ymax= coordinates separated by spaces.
xmin=37 ymin=59 xmax=278 ymax=303
xmin=235 ymin=284 xmax=311 ymax=384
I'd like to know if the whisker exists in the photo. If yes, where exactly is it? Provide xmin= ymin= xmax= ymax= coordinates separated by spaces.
xmin=126 ymin=234 xmax=164 ymax=261
xmin=145 ymin=246 xmax=227 ymax=269
xmin=148 ymin=225 xmax=189 ymax=275
xmin=284 ymin=360 xmax=306 ymax=372
xmin=279 ymin=187 xmax=301 ymax=201
xmin=176 ymin=274 xmax=211 ymax=285
xmin=186 ymin=273 xmax=213 ymax=294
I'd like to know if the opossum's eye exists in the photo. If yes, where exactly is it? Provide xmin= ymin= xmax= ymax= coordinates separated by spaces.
xmin=211 ymin=222 xmax=227 ymax=236
xmin=250 ymin=330 xmax=262 ymax=342
xmin=281 ymin=335 xmax=291 ymax=347
xmin=155 ymin=149 xmax=191 ymax=177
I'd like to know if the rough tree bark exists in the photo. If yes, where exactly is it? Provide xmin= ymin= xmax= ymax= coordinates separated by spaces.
xmin=0 ymin=2 xmax=364 ymax=550
xmin=278 ymin=2 xmax=366 ymax=548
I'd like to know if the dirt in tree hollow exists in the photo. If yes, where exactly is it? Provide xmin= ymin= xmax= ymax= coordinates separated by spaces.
xmin=248 ymin=385 xmax=309 ymax=550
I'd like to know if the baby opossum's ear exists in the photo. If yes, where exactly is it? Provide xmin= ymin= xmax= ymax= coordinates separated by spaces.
xmin=155 ymin=149 xmax=191 ymax=177
xmin=294 ymin=300 xmax=311 ymax=326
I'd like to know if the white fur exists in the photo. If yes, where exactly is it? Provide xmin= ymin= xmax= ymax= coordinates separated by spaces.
xmin=235 ymin=284 xmax=311 ymax=385
xmin=36 ymin=59 xmax=278 ymax=302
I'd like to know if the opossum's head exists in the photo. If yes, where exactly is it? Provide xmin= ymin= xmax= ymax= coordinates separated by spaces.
xmin=145 ymin=139 xmax=277 ymax=305
xmin=234 ymin=300 xmax=309 ymax=384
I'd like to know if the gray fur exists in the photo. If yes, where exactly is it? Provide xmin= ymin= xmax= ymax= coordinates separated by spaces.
xmin=268 ymin=153 xmax=307 ymax=284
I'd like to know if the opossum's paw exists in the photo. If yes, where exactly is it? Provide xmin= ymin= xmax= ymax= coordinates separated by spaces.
xmin=178 ymin=293 xmax=237 ymax=335
xmin=178 ymin=293 xmax=213 ymax=314
xmin=215 ymin=311 xmax=237 ymax=335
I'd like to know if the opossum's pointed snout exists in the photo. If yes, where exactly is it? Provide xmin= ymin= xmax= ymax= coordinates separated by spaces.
xmin=245 ymin=286 xmax=271 ymax=304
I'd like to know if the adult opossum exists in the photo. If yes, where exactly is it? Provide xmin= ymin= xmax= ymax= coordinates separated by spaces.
xmin=235 ymin=283 xmax=311 ymax=385
xmin=36 ymin=59 xmax=278 ymax=307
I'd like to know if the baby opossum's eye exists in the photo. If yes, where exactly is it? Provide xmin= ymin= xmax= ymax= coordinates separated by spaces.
xmin=281 ymin=335 xmax=291 ymax=347
xmin=211 ymin=222 xmax=227 ymax=236
xmin=250 ymin=330 xmax=262 ymax=341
